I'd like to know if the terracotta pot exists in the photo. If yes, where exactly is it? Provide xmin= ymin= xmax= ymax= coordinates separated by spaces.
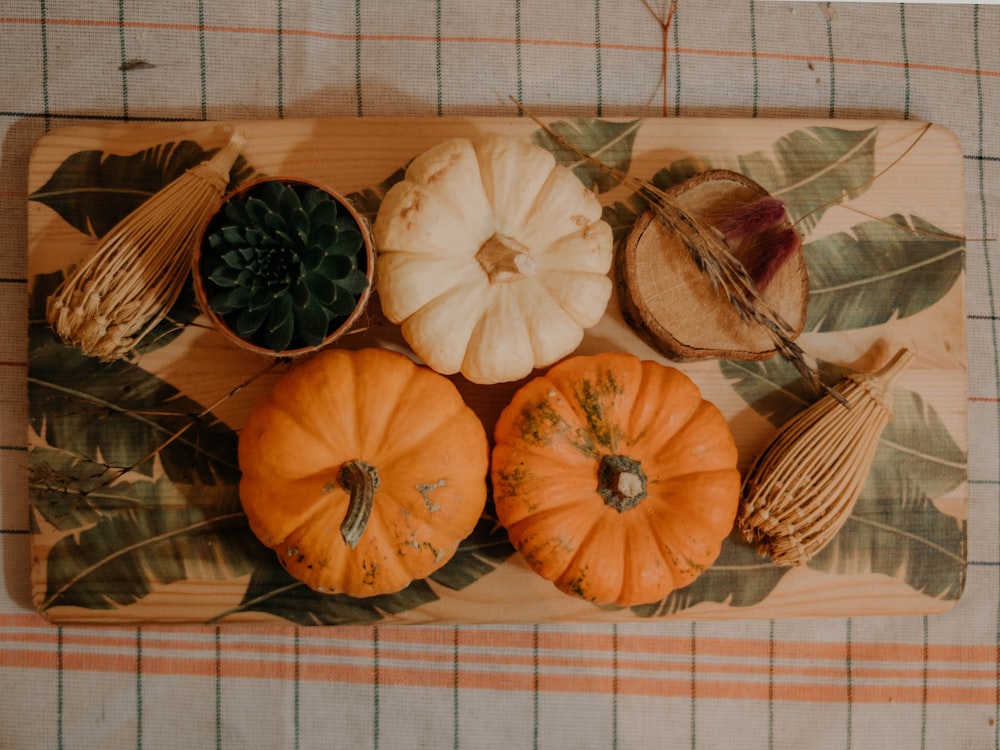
xmin=192 ymin=176 xmax=375 ymax=357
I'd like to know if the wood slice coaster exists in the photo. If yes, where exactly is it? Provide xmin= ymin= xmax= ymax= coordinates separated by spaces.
xmin=616 ymin=170 xmax=809 ymax=361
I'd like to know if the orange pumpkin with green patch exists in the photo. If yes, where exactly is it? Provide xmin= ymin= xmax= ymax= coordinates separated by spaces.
xmin=238 ymin=347 xmax=489 ymax=597
xmin=491 ymin=351 xmax=740 ymax=607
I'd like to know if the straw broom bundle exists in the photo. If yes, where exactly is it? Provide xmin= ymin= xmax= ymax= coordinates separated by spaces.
xmin=46 ymin=131 xmax=246 ymax=361
xmin=737 ymin=348 xmax=915 ymax=566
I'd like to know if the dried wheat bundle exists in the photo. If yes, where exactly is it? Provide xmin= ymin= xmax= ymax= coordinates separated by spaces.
xmin=737 ymin=348 xmax=915 ymax=566
xmin=510 ymin=98 xmax=829 ymax=395
xmin=47 ymin=131 xmax=246 ymax=361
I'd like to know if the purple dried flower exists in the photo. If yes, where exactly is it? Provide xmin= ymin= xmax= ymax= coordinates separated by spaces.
xmin=714 ymin=197 xmax=787 ymax=240
xmin=741 ymin=226 xmax=801 ymax=291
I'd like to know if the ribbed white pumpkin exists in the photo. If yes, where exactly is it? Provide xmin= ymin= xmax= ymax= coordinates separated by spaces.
xmin=373 ymin=135 xmax=614 ymax=385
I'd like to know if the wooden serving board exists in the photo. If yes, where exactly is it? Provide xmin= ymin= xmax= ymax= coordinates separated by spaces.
xmin=26 ymin=116 xmax=968 ymax=626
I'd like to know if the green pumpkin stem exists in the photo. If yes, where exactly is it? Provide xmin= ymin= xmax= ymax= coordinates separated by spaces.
xmin=597 ymin=454 xmax=647 ymax=512
xmin=338 ymin=460 xmax=380 ymax=548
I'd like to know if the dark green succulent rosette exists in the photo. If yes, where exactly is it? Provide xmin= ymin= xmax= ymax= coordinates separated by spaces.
xmin=197 ymin=178 xmax=373 ymax=353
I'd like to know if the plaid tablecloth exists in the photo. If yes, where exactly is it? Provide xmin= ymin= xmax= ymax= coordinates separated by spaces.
xmin=2 ymin=2 xmax=997 ymax=748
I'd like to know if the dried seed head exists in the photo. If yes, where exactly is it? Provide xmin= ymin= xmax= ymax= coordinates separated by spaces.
xmin=712 ymin=196 xmax=788 ymax=240
xmin=741 ymin=226 xmax=801 ymax=291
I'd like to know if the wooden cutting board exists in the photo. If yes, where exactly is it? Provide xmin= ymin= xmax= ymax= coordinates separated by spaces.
xmin=25 ymin=116 xmax=968 ymax=626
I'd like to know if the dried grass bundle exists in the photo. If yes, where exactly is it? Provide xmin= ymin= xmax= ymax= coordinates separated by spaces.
xmin=738 ymin=348 xmax=915 ymax=566
xmin=47 ymin=131 xmax=246 ymax=361
xmin=511 ymin=99 xmax=827 ymax=394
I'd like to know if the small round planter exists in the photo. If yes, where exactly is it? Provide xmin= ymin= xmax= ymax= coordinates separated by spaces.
xmin=193 ymin=176 xmax=375 ymax=357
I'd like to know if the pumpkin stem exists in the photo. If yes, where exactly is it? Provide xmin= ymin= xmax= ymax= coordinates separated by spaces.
xmin=476 ymin=232 xmax=536 ymax=283
xmin=338 ymin=460 xmax=380 ymax=548
xmin=597 ymin=454 xmax=647 ymax=512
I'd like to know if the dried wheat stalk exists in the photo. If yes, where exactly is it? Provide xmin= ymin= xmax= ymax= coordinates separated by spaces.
xmin=47 ymin=131 xmax=246 ymax=361
xmin=512 ymin=99 xmax=828 ymax=394
xmin=738 ymin=348 xmax=915 ymax=566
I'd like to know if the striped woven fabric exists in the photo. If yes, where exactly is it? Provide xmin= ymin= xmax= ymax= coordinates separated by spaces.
xmin=1 ymin=2 xmax=998 ymax=748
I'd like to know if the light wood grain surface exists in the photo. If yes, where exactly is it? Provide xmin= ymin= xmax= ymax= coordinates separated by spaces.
xmin=27 ymin=116 xmax=967 ymax=624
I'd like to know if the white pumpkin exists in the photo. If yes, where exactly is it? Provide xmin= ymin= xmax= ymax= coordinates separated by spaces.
xmin=373 ymin=135 xmax=614 ymax=385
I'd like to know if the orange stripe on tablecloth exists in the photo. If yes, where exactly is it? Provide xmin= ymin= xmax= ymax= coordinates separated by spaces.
xmin=4 ymin=626 xmax=996 ymax=664
xmin=5 ymin=633 xmax=985 ymax=687
xmin=5 ymin=646 xmax=993 ymax=705
xmin=1 ymin=649 xmax=995 ymax=705
xmin=1 ymin=16 xmax=997 ymax=80
xmin=676 ymin=47 xmax=1000 ymax=79
xmin=4 ymin=617 xmax=998 ymax=663
xmin=616 ymin=632 xmax=995 ymax=666
xmin=4 ymin=619 xmax=996 ymax=670
xmin=0 ymin=15 xmax=588 ymax=41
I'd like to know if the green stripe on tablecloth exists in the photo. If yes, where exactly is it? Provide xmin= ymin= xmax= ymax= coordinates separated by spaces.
xmin=294 ymin=628 xmax=301 ymax=750
xmin=594 ymin=0 xmax=602 ymax=117
xmin=768 ymin=620 xmax=775 ymax=750
xmin=690 ymin=622 xmax=697 ymax=749
xmin=0 ymin=111 xmax=196 ymax=122
xmin=355 ymin=0 xmax=363 ymax=116
xmin=611 ymin=624 xmax=619 ymax=749
xmin=900 ymin=3 xmax=911 ymax=120
xmin=824 ymin=3 xmax=836 ymax=118
xmin=672 ymin=2 xmax=681 ymax=116
xmin=750 ymin=1 xmax=759 ymax=117
xmin=277 ymin=1 xmax=285 ymax=118
xmin=847 ymin=618 xmax=854 ymax=749
xmin=921 ymin=616 xmax=929 ymax=749
xmin=436 ymin=0 xmax=443 ymax=116
xmin=40 ymin=0 xmax=51 ymax=131
xmin=215 ymin=627 xmax=222 ymax=750
xmin=515 ymin=0 xmax=523 ymax=108
xmin=57 ymin=626 xmax=64 ymax=750
xmin=118 ymin=0 xmax=129 ymax=121
xmin=198 ymin=1 xmax=207 ymax=119
xmin=453 ymin=627 xmax=460 ymax=749
xmin=533 ymin=625 xmax=539 ymax=750
xmin=136 ymin=628 xmax=144 ymax=750
xmin=374 ymin=628 xmax=381 ymax=750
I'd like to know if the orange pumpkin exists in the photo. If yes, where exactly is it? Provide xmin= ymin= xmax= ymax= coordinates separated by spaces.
xmin=491 ymin=352 xmax=740 ymax=607
xmin=238 ymin=347 xmax=489 ymax=596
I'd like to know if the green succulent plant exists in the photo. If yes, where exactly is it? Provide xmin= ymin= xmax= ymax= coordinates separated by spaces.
xmin=200 ymin=179 xmax=370 ymax=352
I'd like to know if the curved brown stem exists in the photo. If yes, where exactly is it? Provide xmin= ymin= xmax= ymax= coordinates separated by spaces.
xmin=338 ymin=460 xmax=380 ymax=548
